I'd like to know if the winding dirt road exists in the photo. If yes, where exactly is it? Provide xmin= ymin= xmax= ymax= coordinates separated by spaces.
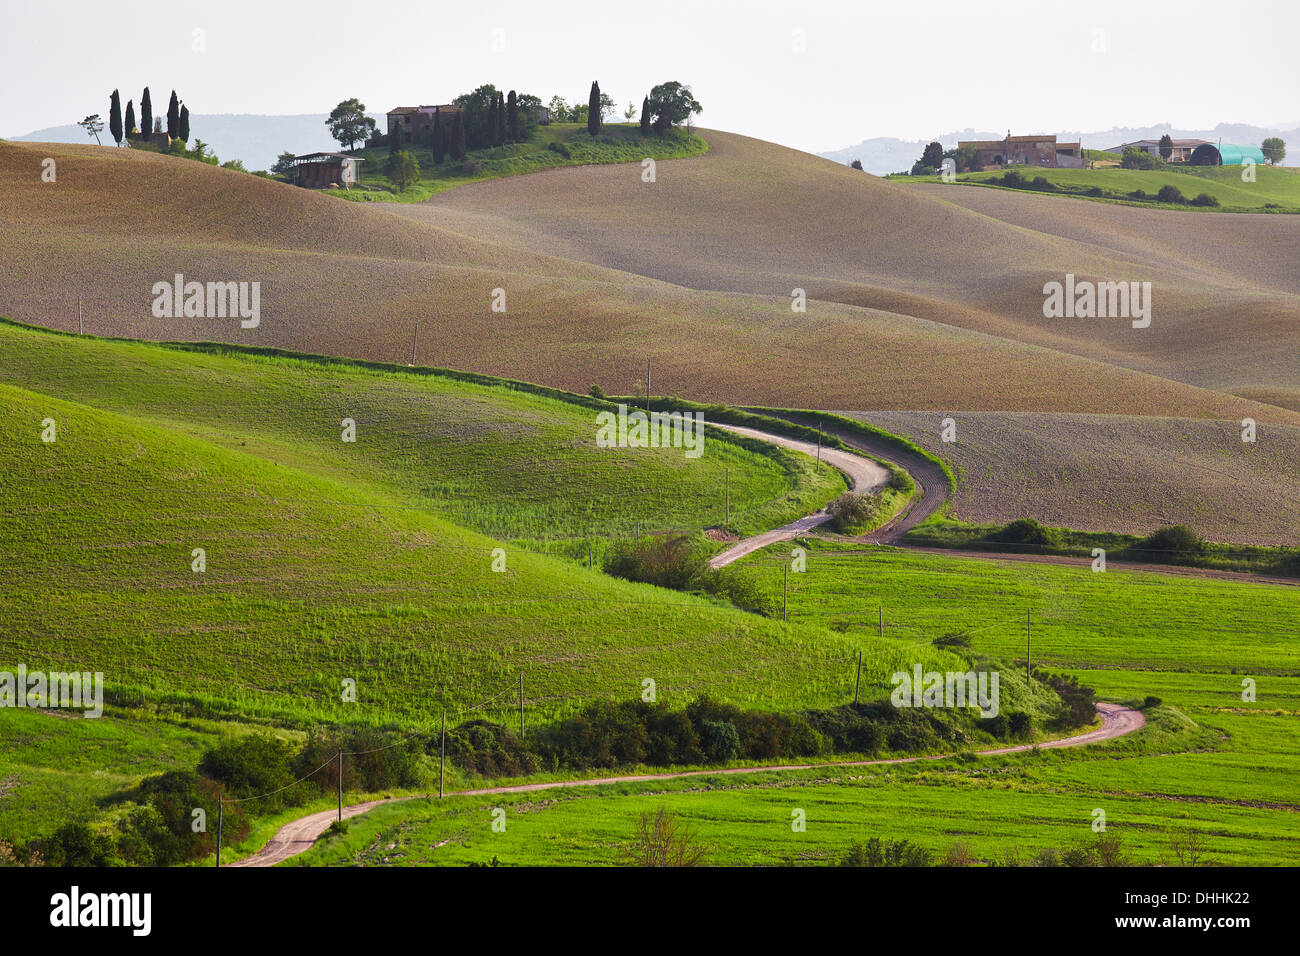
xmin=229 ymin=702 xmax=1143 ymax=867
xmin=708 ymin=424 xmax=889 ymax=568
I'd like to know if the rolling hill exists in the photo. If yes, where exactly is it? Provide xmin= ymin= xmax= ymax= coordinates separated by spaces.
xmin=2 ymin=136 xmax=1296 ymax=428
xmin=0 ymin=323 xmax=886 ymax=728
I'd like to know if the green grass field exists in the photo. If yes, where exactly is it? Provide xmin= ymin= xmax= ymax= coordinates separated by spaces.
xmin=898 ymin=162 xmax=1300 ymax=212
xmin=4 ymin=323 xmax=1296 ymax=867
xmin=288 ymin=540 xmax=1300 ymax=866
xmin=328 ymin=123 xmax=708 ymax=203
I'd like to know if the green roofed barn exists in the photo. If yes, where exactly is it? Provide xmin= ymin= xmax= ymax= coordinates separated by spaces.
xmin=1190 ymin=143 xmax=1267 ymax=166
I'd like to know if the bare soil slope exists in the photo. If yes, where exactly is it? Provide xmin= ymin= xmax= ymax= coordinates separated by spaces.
xmin=408 ymin=130 xmax=1300 ymax=397
xmin=854 ymin=410 xmax=1300 ymax=544
xmin=2 ymin=139 xmax=1294 ymax=425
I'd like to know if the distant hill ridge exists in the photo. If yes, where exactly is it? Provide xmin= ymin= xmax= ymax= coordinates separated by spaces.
xmin=8 ymin=113 xmax=381 ymax=173
xmin=821 ymin=122 xmax=1299 ymax=174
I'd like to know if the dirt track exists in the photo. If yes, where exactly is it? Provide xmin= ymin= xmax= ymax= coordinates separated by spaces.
xmin=708 ymin=423 xmax=888 ymax=568
xmin=227 ymin=702 xmax=1143 ymax=867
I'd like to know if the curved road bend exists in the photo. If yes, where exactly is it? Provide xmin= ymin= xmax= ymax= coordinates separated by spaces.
xmin=708 ymin=423 xmax=889 ymax=569
xmin=230 ymin=702 xmax=1143 ymax=867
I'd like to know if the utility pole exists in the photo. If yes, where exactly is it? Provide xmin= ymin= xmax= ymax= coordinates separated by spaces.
xmin=1026 ymin=610 xmax=1032 ymax=683
xmin=783 ymin=565 xmax=788 ymax=622
xmin=216 ymin=796 xmax=223 ymax=868
xmin=853 ymin=650 xmax=862 ymax=707
xmin=439 ymin=699 xmax=446 ymax=799
xmin=337 ymin=751 xmax=343 ymax=821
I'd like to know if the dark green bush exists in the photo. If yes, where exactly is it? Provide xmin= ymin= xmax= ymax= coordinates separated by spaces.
xmin=699 ymin=719 xmax=741 ymax=762
xmin=1136 ymin=524 xmax=1205 ymax=560
xmin=198 ymin=734 xmax=296 ymax=809
xmin=1190 ymin=192 xmax=1219 ymax=207
xmin=841 ymin=836 xmax=932 ymax=867
xmin=1156 ymin=184 xmax=1185 ymax=204
xmin=440 ymin=720 xmax=538 ymax=777
xmin=603 ymin=532 xmax=707 ymax=590
xmin=986 ymin=518 xmax=1058 ymax=549
xmin=828 ymin=491 xmax=879 ymax=533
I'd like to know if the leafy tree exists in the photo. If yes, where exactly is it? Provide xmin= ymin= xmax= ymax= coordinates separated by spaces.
xmin=124 ymin=100 xmax=136 ymax=137
xmin=849 ymin=158 xmax=863 ymax=170
xmin=647 ymin=81 xmax=702 ymax=135
xmin=506 ymin=90 xmax=518 ymax=143
xmin=1158 ymin=133 xmax=1173 ymax=161
xmin=387 ymin=150 xmax=420 ymax=192
xmin=599 ymin=92 xmax=616 ymax=122
xmin=1121 ymin=144 xmax=1163 ymax=169
xmin=624 ymin=101 xmax=637 ymax=121
xmin=1262 ymin=136 xmax=1286 ymax=165
xmin=109 ymin=90 xmax=122 ymax=145
xmin=77 ymin=114 xmax=104 ymax=145
xmin=140 ymin=87 xmax=153 ymax=140
xmin=920 ymin=141 xmax=945 ymax=169
xmin=639 ymin=96 xmax=650 ymax=135
xmin=453 ymin=84 xmax=501 ymax=150
xmin=432 ymin=108 xmax=445 ymax=163
xmin=167 ymin=90 xmax=180 ymax=140
xmin=943 ymin=144 xmax=981 ymax=173
xmin=220 ymin=158 xmax=247 ymax=172
xmin=326 ymin=98 xmax=376 ymax=152
xmin=270 ymin=151 xmax=297 ymax=181
xmin=570 ymin=103 xmax=590 ymax=126
xmin=451 ymin=109 xmax=467 ymax=160
xmin=588 ymin=81 xmax=602 ymax=135
xmin=178 ymin=104 xmax=190 ymax=141
xmin=547 ymin=95 xmax=570 ymax=123
xmin=514 ymin=93 xmax=542 ymax=139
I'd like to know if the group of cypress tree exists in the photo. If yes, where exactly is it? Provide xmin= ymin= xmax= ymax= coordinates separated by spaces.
xmin=425 ymin=107 xmax=466 ymax=162
xmin=419 ymin=89 xmax=522 ymax=164
xmin=107 ymin=86 xmax=189 ymax=146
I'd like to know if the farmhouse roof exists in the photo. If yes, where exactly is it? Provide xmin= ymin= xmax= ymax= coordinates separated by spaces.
xmin=292 ymin=152 xmax=365 ymax=164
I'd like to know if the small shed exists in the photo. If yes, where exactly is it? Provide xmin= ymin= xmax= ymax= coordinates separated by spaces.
xmin=1190 ymin=143 xmax=1267 ymax=166
xmin=291 ymin=152 xmax=364 ymax=188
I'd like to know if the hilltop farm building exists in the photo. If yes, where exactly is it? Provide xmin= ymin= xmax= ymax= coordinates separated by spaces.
xmin=386 ymin=105 xmax=462 ymax=141
xmin=289 ymin=152 xmax=364 ymax=189
xmin=957 ymin=134 xmax=1083 ymax=169
xmin=1106 ymin=139 xmax=1267 ymax=166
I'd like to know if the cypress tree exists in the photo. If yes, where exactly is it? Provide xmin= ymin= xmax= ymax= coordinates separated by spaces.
xmin=432 ymin=108 xmax=445 ymax=164
xmin=506 ymin=90 xmax=518 ymax=143
xmin=125 ymin=100 xmax=136 ymax=138
xmin=178 ymin=104 xmax=190 ymax=142
xmin=452 ymin=110 xmax=467 ymax=160
xmin=495 ymin=92 xmax=506 ymax=147
xmin=109 ymin=90 xmax=123 ymax=145
xmin=588 ymin=81 xmax=601 ymax=136
xmin=639 ymin=96 xmax=650 ymax=136
xmin=140 ymin=88 xmax=153 ymax=141
xmin=166 ymin=90 xmax=180 ymax=139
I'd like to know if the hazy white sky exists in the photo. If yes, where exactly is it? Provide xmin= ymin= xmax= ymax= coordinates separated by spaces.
xmin=3 ymin=0 xmax=1297 ymax=150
